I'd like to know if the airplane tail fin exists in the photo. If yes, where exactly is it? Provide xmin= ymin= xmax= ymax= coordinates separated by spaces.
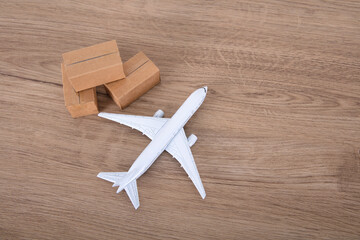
xmin=97 ymin=172 xmax=140 ymax=209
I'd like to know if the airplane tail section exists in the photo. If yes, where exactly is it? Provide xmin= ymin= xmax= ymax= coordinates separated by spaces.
xmin=97 ymin=172 xmax=140 ymax=209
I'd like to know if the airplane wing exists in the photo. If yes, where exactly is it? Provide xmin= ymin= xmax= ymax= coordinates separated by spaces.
xmin=98 ymin=112 xmax=168 ymax=139
xmin=98 ymin=112 xmax=206 ymax=198
xmin=165 ymin=129 xmax=206 ymax=198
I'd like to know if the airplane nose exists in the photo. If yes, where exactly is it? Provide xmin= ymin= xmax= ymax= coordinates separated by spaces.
xmin=203 ymin=86 xmax=208 ymax=93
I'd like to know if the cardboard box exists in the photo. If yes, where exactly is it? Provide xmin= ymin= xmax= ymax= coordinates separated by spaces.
xmin=104 ymin=52 xmax=160 ymax=109
xmin=62 ymin=40 xmax=125 ymax=92
xmin=61 ymin=64 xmax=99 ymax=118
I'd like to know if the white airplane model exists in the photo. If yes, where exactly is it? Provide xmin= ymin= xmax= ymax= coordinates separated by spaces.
xmin=97 ymin=86 xmax=208 ymax=209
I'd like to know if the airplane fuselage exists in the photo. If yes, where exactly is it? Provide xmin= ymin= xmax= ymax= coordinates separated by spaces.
xmin=117 ymin=87 xmax=208 ymax=190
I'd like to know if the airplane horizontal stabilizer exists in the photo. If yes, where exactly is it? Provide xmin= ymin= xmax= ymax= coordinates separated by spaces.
xmin=97 ymin=172 xmax=126 ymax=184
xmin=125 ymin=180 xmax=140 ymax=209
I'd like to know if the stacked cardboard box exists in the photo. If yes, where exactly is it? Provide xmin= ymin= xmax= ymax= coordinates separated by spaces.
xmin=61 ymin=40 xmax=160 ymax=118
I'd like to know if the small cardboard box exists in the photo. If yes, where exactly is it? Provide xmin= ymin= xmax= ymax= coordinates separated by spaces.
xmin=62 ymin=40 xmax=125 ymax=92
xmin=61 ymin=64 xmax=99 ymax=118
xmin=104 ymin=52 xmax=160 ymax=109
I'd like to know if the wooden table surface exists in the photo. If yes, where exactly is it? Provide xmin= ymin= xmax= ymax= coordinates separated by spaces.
xmin=1 ymin=1 xmax=360 ymax=239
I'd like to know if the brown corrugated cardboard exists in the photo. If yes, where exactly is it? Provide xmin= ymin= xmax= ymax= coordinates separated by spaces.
xmin=104 ymin=52 xmax=160 ymax=109
xmin=62 ymin=40 xmax=125 ymax=92
xmin=61 ymin=64 xmax=99 ymax=118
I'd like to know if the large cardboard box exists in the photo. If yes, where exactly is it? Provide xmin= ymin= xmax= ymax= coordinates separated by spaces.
xmin=62 ymin=40 xmax=125 ymax=92
xmin=105 ymin=52 xmax=160 ymax=109
xmin=61 ymin=64 xmax=98 ymax=118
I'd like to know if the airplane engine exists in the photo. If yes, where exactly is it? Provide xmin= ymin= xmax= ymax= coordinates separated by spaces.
xmin=187 ymin=134 xmax=197 ymax=147
xmin=153 ymin=109 xmax=164 ymax=118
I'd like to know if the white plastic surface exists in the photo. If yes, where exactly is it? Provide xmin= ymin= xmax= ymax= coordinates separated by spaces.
xmin=97 ymin=86 xmax=208 ymax=209
xmin=187 ymin=134 xmax=197 ymax=147
xmin=153 ymin=109 xmax=164 ymax=118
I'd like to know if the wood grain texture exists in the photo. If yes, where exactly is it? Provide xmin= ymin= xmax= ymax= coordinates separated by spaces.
xmin=0 ymin=1 xmax=359 ymax=239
